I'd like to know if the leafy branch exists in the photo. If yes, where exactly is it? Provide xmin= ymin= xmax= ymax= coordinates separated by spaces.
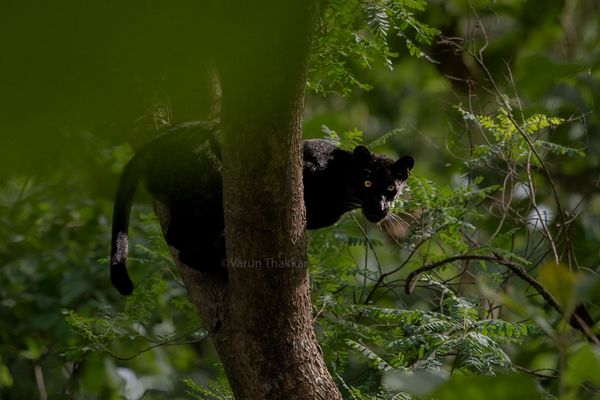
xmin=309 ymin=0 xmax=439 ymax=95
xmin=464 ymin=8 xmax=576 ymax=269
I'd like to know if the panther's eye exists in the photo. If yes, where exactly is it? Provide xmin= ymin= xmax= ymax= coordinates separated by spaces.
xmin=364 ymin=180 xmax=372 ymax=188
xmin=387 ymin=185 xmax=396 ymax=192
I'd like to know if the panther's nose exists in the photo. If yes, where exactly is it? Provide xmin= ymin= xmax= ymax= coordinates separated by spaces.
xmin=380 ymin=197 xmax=389 ymax=213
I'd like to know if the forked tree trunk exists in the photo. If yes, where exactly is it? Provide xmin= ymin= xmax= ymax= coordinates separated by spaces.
xmin=155 ymin=1 xmax=342 ymax=398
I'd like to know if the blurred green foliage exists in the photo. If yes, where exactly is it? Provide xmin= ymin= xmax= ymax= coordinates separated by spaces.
xmin=2 ymin=0 xmax=600 ymax=399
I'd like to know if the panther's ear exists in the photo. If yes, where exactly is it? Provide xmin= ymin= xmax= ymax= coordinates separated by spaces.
xmin=392 ymin=156 xmax=414 ymax=180
xmin=353 ymin=145 xmax=372 ymax=164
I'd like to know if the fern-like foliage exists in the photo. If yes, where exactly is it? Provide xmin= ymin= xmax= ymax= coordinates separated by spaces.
xmin=457 ymin=106 xmax=582 ymax=168
xmin=309 ymin=0 xmax=440 ymax=95
xmin=322 ymin=125 xmax=365 ymax=150
xmin=63 ymin=212 xmax=205 ymax=362
xmin=312 ymin=269 xmax=534 ymax=397
xmin=334 ymin=279 xmax=529 ymax=374
xmin=183 ymin=376 xmax=234 ymax=400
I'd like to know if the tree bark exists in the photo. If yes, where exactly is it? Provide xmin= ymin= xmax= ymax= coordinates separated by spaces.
xmin=157 ymin=2 xmax=342 ymax=399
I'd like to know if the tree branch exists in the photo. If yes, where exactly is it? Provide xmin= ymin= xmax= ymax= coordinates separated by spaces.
xmin=404 ymin=253 xmax=599 ymax=343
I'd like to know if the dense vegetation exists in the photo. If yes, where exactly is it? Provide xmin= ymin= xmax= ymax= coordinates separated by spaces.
xmin=1 ymin=1 xmax=599 ymax=398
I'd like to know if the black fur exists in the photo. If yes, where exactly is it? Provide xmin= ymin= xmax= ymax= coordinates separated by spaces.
xmin=303 ymin=139 xmax=413 ymax=229
xmin=110 ymin=124 xmax=413 ymax=295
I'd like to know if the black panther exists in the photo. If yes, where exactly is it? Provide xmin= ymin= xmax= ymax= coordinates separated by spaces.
xmin=110 ymin=123 xmax=413 ymax=295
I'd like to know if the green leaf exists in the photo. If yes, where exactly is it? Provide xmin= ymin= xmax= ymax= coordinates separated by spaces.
xmin=538 ymin=262 xmax=578 ymax=312
xmin=0 ymin=363 xmax=12 ymax=389
xmin=367 ymin=128 xmax=404 ymax=149
xmin=564 ymin=344 xmax=600 ymax=387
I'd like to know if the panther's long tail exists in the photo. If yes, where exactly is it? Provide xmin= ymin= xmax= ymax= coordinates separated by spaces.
xmin=110 ymin=154 xmax=144 ymax=295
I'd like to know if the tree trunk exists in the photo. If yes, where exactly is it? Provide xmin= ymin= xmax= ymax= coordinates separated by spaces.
xmin=156 ymin=2 xmax=342 ymax=399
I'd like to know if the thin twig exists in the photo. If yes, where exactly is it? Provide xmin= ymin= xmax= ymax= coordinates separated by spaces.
xmin=404 ymin=253 xmax=600 ymax=344
xmin=106 ymin=327 xmax=207 ymax=361
xmin=351 ymin=214 xmax=382 ymax=275
xmin=467 ymin=34 xmax=572 ymax=268
xmin=513 ymin=365 xmax=558 ymax=380
xmin=34 ymin=363 xmax=48 ymax=400
xmin=526 ymin=151 xmax=559 ymax=264
xmin=405 ymin=254 xmax=559 ymax=309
